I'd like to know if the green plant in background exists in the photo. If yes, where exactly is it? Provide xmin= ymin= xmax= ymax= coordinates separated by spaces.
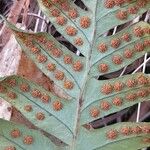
xmin=0 ymin=0 xmax=150 ymax=149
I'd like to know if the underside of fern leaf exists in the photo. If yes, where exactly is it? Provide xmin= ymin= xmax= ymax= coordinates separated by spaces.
xmin=0 ymin=0 xmax=150 ymax=150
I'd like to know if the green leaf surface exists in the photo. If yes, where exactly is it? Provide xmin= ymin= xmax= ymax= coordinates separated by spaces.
xmin=81 ymin=73 xmax=150 ymax=124
xmin=0 ymin=75 xmax=76 ymax=145
xmin=77 ymin=122 xmax=150 ymax=150
xmin=0 ymin=119 xmax=59 ymax=150
xmin=96 ymin=0 xmax=150 ymax=36
xmin=37 ymin=0 xmax=94 ymax=56
xmin=90 ymin=21 xmax=150 ymax=76
xmin=5 ymin=20 xmax=85 ymax=99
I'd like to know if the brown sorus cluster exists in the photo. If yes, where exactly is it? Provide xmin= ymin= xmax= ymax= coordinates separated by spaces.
xmin=121 ymin=33 xmax=131 ymax=42
xmin=133 ymin=26 xmax=144 ymax=37
xmin=47 ymin=63 xmax=56 ymax=71
xmin=80 ymin=16 xmax=91 ymax=29
xmin=56 ymin=16 xmax=67 ymax=26
xmin=0 ymin=85 xmax=6 ymax=93
xmin=7 ymin=92 xmax=17 ymax=99
xmin=64 ymin=80 xmax=74 ymax=89
xmin=111 ymin=38 xmax=121 ymax=48
xmin=99 ymin=63 xmax=109 ymax=73
xmin=126 ymin=93 xmax=137 ymax=101
xmin=100 ymin=101 xmax=111 ymax=110
xmin=113 ymin=82 xmax=124 ymax=91
xmin=106 ymin=129 xmax=118 ymax=140
xmin=24 ymin=105 xmax=33 ymax=112
xmin=31 ymin=89 xmax=41 ymax=98
xmin=132 ymin=126 xmax=142 ymax=134
xmin=98 ymin=43 xmax=107 ymax=53
xmin=36 ymin=112 xmax=45 ymax=120
xmin=74 ymin=38 xmax=83 ymax=46
xmin=10 ymin=129 xmax=21 ymax=138
xmin=101 ymin=83 xmax=113 ymax=95
xmin=126 ymin=79 xmax=137 ymax=87
xmin=112 ymin=97 xmax=122 ymax=106
xmin=55 ymin=70 xmax=64 ymax=80
xmin=112 ymin=55 xmax=123 ymax=65
xmin=66 ymin=26 xmax=77 ymax=36
xmin=51 ymin=48 xmax=63 ymax=58
xmin=68 ymin=8 xmax=78 ymax=19
xmin=104 ymin=0 xmax=115 ymax=8
xmin=41 ymin=94 xmax=50 ymax=103
xmin=90 ymin=107 xmax=100 ymax=118
xmin=20 ymin=83 xmax=30 ymax=92
xmin=128 ymin=6 xmax=138 ymax=14
xmin=134 ymin=43 xmax=144 ymax=52
xmin=4 ymin=146 xmax=16 ymax=150
xmin=123 ymin=49 xmax=133 ymax=59
xmin=137 ymin=90 xmax=148 ymax=97
xmin=73 ymin=61 xmax=83 ymax=72
xmin=51 ymin=9 xmax=60 ymax=17
xmin=137 ymin=75 xmax=149 ymax=85
xmin=116 ymin=10 xmax=128 ymax=20
xmin=6 ymin=79 xmax=16 ymax=87
xmin=53 ymin=100 xmax=63 ymax=111
xmin=120 ymin=126 xmax=131 ymax=136
xmin=64 ymin=54 xmax=73 ymax=64
xmin=37 ymin=54 xmax=47 ymax=63
xmin=23 ymin=135 xmax=33 ymax=145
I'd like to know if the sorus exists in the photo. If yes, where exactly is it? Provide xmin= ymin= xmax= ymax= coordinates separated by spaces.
xmin=47 ymin=63 xmax=56 ymax=71
xmin=134 ymin=43 xmax=144 ymax=52
xmin=106 ymin=129 xmax=118 ymax=140
xmin=128 ymin=6 xmax=138 ymax=14
xmin=24 ymin=105 xmax=33 ymax=112
xmin=64 ymin=54 xmax=73 ymax=64
xmin=112 ymin=97 xmax=122 ymax=106
xmin=31 ymin=89 xmax=41 ymax=98
xmin=20 ymin=83 xmax=30 ymax=92
xmin=112 ymin=55 xmax=123 ymax=65
xmin=52 ymin=100 xmax=63 ymax=111
xmin=56 ymin=16 xmax=67 ymax=26
xmin=37 ymin=54 xmax=47 ymax=63
xmin=74 ymin=37 xmax=83 ymax=46
xmin=123 ymin=49 xmax=133 ymax=59
xmin=23 ymin=135 xmax=33 ymax=145
xmin=73 ymin=61 xmax=83 ymax=72
xmin=55 ymin=70 xmax=64 ymax=80
xmin=120 ymin=126 xmax=131 ymax=136
xmin=90 ymin=107 xmax=100 ymax=118
xmin=51 ymin=48 xmax=63 ymax=58
xmin=4 ymin=146 xmax=16 ymax=150
xmin=126 ymin=93 xmax=137 ymax=101
xmin=113 ymin=82 xmax=124 ymax=92
xmin=121 ymin=33 xmax=131 ymax=42
xmin=80 ymin=16 xmax=91 ymax=29
xmin=104 ymin=0 xmax=115 ymax=8
xmin=7 ymin=92 xmax=17 ymax=99
xmin=66 ymin=26 xmax=77 ymax=36
xmin=68 ymin=8 xmax=78 ymax=19
xmin=126 ymin=79 xmax=137 ymax=87
xmin=10 ymin=129 xmax=21 ymax=138
xmin=111 ymin=38 xmax=121 ymax=48
xmin=97 ymin=43 xmax=108 ymax=53
xmin=36 ymin=112 xmax=45 ymax=120
xmin=51 ymin=9 xmax=60 ymax=17
xmin=100 ymin=101 xmax=111 ymax=111
xmin=101 ymin=83 xmax=113 ymax=95
xmin=98 ymin=63 xmax=109 ymax=73
xmin=64 ymin=80 xmax=74 ymax=89
xmin=116 ymin=10 xmax=127 ymax=20
xmin=133 ymin=26 xmax=144 ymax=37
xmin=41 ymin=94 xmax=50 ymax=103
